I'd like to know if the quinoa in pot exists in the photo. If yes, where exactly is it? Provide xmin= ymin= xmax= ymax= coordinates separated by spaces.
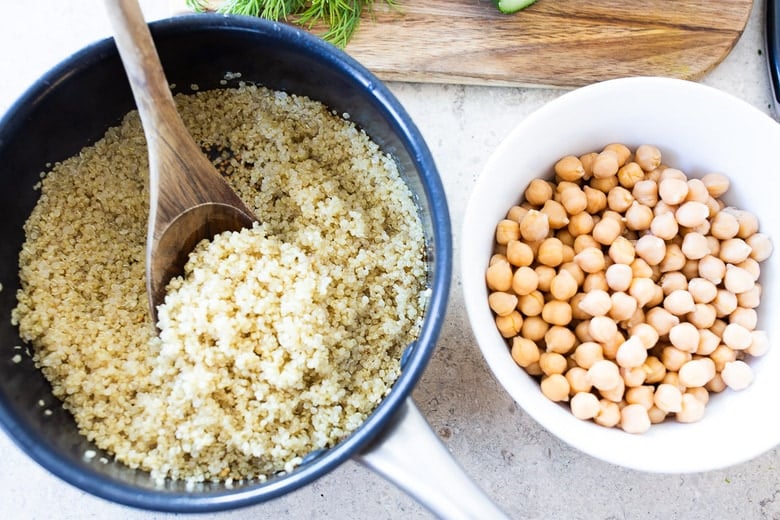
xmin=11 ymin=84 xmax=429 ymax=484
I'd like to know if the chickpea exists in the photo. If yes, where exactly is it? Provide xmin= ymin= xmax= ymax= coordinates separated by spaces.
xmin=747 ymin=330 xmax=770 ymax=357
xmin=605 ymin=263 xmax=633 ymax=292
xmin=705 ymin=373 xmax=727 ymax=393
xmin=658 ymin=244 xmax=686 ymax=274
xmin=650 ymin=212 xmax=679 ymax=241
xmin=592 ymin=149 xmax=620 ymax=178
xmin=549 ymin=269 xmax=578 ymax=300
xmin=609 ymin=236 xmax=636 ymax=265
xmin=719 ymin=238 xmax=752 ymax=264
xmin=712 ymin=289 xmax=738 ymax=318
xmin=660 ymin=271 xmax=688 ymax=295
xmin=574 ymin=320 xmax=594 ymax=343
xmin=668 ymin=322 xmax=699 ymax=353
xmin=625 ymin=202 xmax=653 ymax=231
xmin=592 ymin=216 xmax=622 ymax=245
xmin=686 ymin=386 xmax=710 ymax=405
xmin=621 ymin=366 xmax=647 ymax=388
xmin=647 ymin=406 xmax=668 ymax=424
xmin=629 ymin=277 xmax=658 ymax=308
xmin=569 ymin=342 xmax=604 ymax=371
xmin=541 ymin=374 xmax=571 ymax=402
xmin=733 ymin=208 xmax=760 ymax=239
xmin=634 ymin=234 xmax=666 ymax=266
xmin=506 ymin=205 xmax=529 ymax=223
xmin=609 ymin=292 xmax=638 ymax=322
xmin=737 ymin=258 xmax=761 ymax=281
xmin=678 ymin=358 xmax=716 ymax=388
xmin=746 ymin=232 xmax=773 ymax=262
xmin=737 ymin=283 xmax=761 ymax=309
xmin=577 ymin=292 xmax=612 ymax=319
xmin=571 ymin=150 xmax=596 ymax=174
xmin=710 ymin=211 xmax=739 ymax=240
xmin=590 ymin=175 xmax=619 ymax=193
xmin=620 ymin=404 xmax=651 ymax=434
xmin=635 ymin=144 xmax=662 ymax=172
xmin=525 ymin=178 xmax=554 ymax=206
xmin=723 ymin=264 xmax=755 ymax=294
xmin=518 ymin=291 xmax=545 ymax=316
xmin=570 ymin=391 xmax=600 ymax=420
xmin=498 ymin=219 xmax=524 ymax=246
xmin=559 ymin=261 xmax=585 ymax=286
xmin=512 ymin=266 xmax=539 ymax=296
xmin=488 ymin=291 xmax=519 ymax=317
xmin=661 ymin=346 xmax=692 ymax=372
xmin=519 ymin=210 xmax=550 ymax=242
xmin=511 ymin=336 xmax=541 ymax=367
xmin=730 ymin=307 xmax=758 ymax=331
xmin=559 ymin=186 xmax=588 ymax=216
xmin=676 ymin=393 xmax=706 ymax=423
xmin=566 ymin=367 xmax=593 ymax=395
xmin=542 ymin=300 xmax=572 ymax=326
xmin=539 ymin=352 xmax=568 ymax=375
xmin=698 ymin=255 xmax=726 ymax=284
xmin=554 ymin=155 xmax=586 ymax=182
xmin=486 ymin=258 xmax=513 ymax=292
xmin=687 ymin=303 xmax=716 ymax=330
xmin=607 ymin=186 xmax=634 ymax=213
xmin=659 ymin=167 xmax=688 ymax=182
xmin=521 ymin=316 xmax=550 ymax=341
xmin=583 ymin=272 xmax=609 ymax=292
xmin=540 ymin=200 xmax=570 ymax=230
xmin=594 ymin=399 xmax=621 ymax=428
xmin=701 ymin=172 xmax=730 ymax=198
xmin=604 ymin=143 xmax=631 ymax=166
xmin=535 ymin=265 xmax=557 ymax=292
xmin=617 ymin=162 xmax=645 ymax=189
xmin=601 ymin=330 xmax=625 ymax=360
xmin=687 ymin=277 xmax=717 ymax=303
xmin=574 ymin=247 xmax=606 ymax=274
xmin=654 ymin=383 xmax=683 ymax=413
xmin=544 ymin=325 xmax=577 ymax=355
xmin=685 ymin=178 xmax=710 ymax=203
xmin=681 ymin=232 xmax=710 ymax=260
xmin=506 ymin=240 xmax=534 ymax=267
xmin=573 ymin=234 xmax=599 ymax=253
xmin=658 ymin=177 xmax=689 ymax=205
xmin=710 ymin=345 xmax=737 ymax=372
xmin=633 ymin=180 xmax=658 ymax=207
xmin=567 ymin=211 xmax=595 ymax=237
xmin=642 ymin=356 xmax=666 ymax=384
xmin=601 ymin=377 xmax=627 ymax=404
xmin=495 ymin=311 xmax=524 ymax=338
xmin=696 ymin=328 xmax=720 ymax=356
xmin=664 ymin=289 xmax=696 ymax=316
xmin=588 ymin=359 xmax=621 ymax=391
xmin=616 ymin=336 xmax=648 ymax=368
xmin=722 ymin=322 xmax=752 ymax=350
xmin=710 ymin=319 xmax=727 ymax=338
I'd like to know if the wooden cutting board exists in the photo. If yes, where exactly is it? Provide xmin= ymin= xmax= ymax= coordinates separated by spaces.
xmin=171 ymin=0 xmax=754 ymax=88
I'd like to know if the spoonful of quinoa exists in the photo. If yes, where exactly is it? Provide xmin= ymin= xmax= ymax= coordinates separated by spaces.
xmin=105 ymin=0 xmax=256 ymax=322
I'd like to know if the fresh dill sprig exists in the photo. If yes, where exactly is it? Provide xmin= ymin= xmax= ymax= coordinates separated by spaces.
xmin=185 ymin=0 xmax=395 ymax=48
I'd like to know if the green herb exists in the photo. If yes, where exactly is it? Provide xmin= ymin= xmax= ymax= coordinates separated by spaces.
xmin=185 ymin=0 xmax=396 ymax=48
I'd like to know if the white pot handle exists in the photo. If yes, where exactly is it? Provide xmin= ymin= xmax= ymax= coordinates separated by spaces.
xmin=354 ymin=398 xmax=510 ymax=519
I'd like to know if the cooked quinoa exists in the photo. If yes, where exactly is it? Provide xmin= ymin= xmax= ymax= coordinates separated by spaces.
xmin=11 ymin=84 xmax=428 ymax=483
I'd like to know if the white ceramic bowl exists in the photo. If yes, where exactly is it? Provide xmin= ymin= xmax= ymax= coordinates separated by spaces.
xmin=462 ymin=77 xmax=780 ymax=473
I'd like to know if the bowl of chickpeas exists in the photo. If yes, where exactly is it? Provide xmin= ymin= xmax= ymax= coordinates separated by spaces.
xmin=462 ymin=76 xmax=778 ymax=473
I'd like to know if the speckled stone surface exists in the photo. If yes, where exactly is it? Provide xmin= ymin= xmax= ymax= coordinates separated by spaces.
xmin=1 ymin=1 xmax=777 ymax=519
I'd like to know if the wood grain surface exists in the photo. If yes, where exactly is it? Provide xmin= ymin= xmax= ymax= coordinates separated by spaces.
xmin=171 ymin=0 xmax=754 ymax=87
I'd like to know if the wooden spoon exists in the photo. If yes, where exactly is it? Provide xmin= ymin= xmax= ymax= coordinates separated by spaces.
xmin=105 ymin=0 xmax=257 ymax=322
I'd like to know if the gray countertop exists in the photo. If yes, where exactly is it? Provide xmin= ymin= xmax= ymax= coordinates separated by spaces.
xmin=1 ymin=1 xmax=777 ymax=518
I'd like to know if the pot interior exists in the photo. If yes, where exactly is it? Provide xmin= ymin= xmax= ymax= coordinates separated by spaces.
xmin=0 ymin=15 xmax=451 ymax=512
